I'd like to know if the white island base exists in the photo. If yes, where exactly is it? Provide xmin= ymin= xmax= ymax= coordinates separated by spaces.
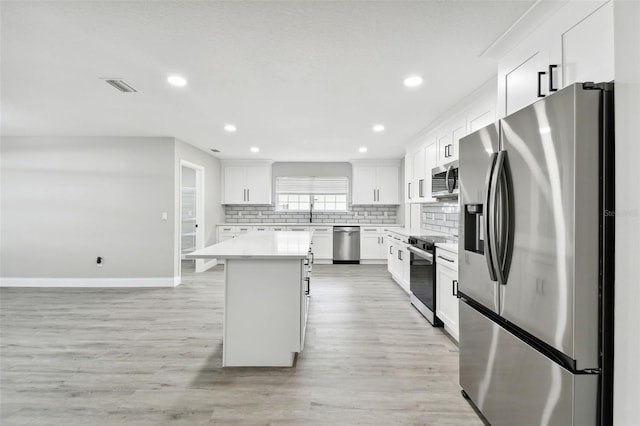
xmin=187 ymin=231 xmax=312 ymax=367
xmin=223 ymin=258 xmax=309 ymax=367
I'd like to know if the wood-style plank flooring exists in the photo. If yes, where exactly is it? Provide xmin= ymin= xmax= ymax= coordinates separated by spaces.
xmin=1 ymin=264 xmax=482 ymax=425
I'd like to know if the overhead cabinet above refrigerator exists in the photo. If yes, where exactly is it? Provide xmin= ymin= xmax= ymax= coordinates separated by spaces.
xmin=458 ymin=82 xmax=614 ymax=426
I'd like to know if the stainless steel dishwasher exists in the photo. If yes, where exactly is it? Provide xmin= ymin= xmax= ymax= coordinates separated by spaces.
xmin=333 ymin=226 xmax=360 ymax=264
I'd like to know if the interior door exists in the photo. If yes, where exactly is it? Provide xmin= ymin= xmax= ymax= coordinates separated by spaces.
xmin=458 ymin=123 xmax=500 ymax=313
xmin=498 ymin=85 xmax=601 ymax=367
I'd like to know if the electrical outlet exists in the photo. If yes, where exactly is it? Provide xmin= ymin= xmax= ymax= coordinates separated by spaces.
xmin=258 ymin=211 xmax=262 ymax=217
xmin=364 ymin=211 xmax=368 ymax=217
xmin=384 ymin=211 xmax=388 ymax=217
xmin=96 ymin=256 xmax=103 ymax=268
xmin=238 ymin=211 xmax=242 ymax=217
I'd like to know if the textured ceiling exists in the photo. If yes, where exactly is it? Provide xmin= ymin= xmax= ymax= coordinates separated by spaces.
xmin=1 ymin=1 xmax=534 ymax=161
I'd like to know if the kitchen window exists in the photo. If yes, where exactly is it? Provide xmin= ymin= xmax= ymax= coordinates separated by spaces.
xmin=275 ymin=177 xmax=349 ymax=211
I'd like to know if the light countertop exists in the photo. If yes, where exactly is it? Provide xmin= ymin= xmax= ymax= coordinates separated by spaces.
xmin=383 ymin=227 xmax=456 ymax=239
xmin=218 ymin=222 xmax=402 ymax=227
xmin=435 ymin=243 xmax=459 ymax=253
xmin=186 ymin=231 xmax=312 ymax=260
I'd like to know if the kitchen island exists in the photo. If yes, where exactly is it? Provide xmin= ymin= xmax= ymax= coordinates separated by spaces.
xmin=187 ymin=231 xmax=312 ymax=367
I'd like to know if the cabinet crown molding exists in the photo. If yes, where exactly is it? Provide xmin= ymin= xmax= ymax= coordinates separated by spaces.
xmin=350 ymin=159 xmax=401 ymax=167
xmin=221 ymin=159 xmax=273 ymax=167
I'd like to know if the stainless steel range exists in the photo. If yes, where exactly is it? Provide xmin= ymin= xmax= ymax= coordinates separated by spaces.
xmin=408 ymin=235 xmax=455 ymax=326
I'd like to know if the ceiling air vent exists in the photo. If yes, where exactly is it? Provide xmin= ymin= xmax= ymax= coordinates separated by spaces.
xmin=104 ymin=79 xmax=138 ymax=93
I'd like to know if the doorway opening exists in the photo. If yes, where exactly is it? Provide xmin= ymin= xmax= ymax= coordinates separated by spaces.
xmin=179 ymin=160 xmax=205 ymax=277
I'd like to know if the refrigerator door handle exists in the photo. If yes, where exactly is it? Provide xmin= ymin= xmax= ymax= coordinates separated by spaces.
xmin=496 ymin=151 xmax=514 ymax=285
xmin=490 ymin=151 xmax=507 ymax=284
xmin=484 ymin=152 xmax=498 ymax=282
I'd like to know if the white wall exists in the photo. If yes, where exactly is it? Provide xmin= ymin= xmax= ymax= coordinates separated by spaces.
xmin=613 ymin=1 xmax=640 ymax=424
xmin=0 ymin=136 xmax=176 ymax=280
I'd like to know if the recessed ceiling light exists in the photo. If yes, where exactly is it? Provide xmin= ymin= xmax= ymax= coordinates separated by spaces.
xmin=404 ymin=75 xmax=423 ymax=88
xmin=359 ymin=147 xmax=368 ymax=153
xmin=250 ymin=147 xmax=260 ymax=153
xmin=224 ymin=124 xmax=237 ymax=133
xmin=372 ymin=124 xmax=385 ymax=132
xmin=167 ymin=75 xmax=187 ymax=87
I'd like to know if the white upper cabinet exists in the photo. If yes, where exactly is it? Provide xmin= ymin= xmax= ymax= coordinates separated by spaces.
xmin=561 ymin=1 xmax=614 ymax=87
xmin=497 ymin=1 xmax=614 ymax=117
xmin=436 ymin=131 xmax=450 ymax=166
xmin=403 ymin=81 xmax=496 ymax=203
xmin=223 ymin=166 xmax=248 ymax=205
xmin=404 ymin=154 xmax=413 ymax=203
xmin=468 ymin=96 xmax=497 ymax=133
xmin=352 ymin=161 xmax=400 ymax=205
xmin=412 ymin=147 xmax=426 ymax=201
xmin=353 ymin=165 xmax=378 ymax=205
xmin=448 ymin=116 xmax=466 ymax=163
xmin=222 ymin=161 xmax=272 ymax=205
xmin=376 ymin=166 xmax=400 ymax=204
xmin=423 ymin=142 xmax=437 ymax=201
xmin=405 ymin=148 xmax=426 ymax=203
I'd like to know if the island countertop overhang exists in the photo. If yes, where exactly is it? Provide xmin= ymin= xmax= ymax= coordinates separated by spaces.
xmin=186 ymin=231 xmax=313 ymax=260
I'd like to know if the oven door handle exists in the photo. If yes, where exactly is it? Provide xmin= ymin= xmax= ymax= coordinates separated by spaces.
xmin=407 ymin=246 xmax=433 ymax=262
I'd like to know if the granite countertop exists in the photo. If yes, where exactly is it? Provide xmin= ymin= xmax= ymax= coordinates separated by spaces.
xmin=186 ymin=231 xmax=312 ymax=259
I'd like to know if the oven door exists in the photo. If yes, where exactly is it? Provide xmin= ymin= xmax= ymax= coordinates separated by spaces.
xmin=408 ymin=246 xmax=440 ymax=326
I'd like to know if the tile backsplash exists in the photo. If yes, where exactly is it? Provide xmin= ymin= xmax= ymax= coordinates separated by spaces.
xmin=224 ymin=204 xmax=398 ymax=224
xmin=421 ymin=201 xmax=459 ymax=236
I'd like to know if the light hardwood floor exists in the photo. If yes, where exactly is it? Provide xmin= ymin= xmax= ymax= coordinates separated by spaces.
xmin=1 ymin=264 xmax=483 ymax=425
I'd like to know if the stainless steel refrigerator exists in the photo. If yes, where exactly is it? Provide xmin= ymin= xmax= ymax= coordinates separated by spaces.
xmin=458 ymin=82 xmax=614 ymax=425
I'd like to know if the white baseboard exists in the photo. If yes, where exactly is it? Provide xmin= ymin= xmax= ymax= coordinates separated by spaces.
xmin=359 ymin=259 xmax=387 ymax=265
xmin=0 ymin=276 xmax=181 ymax=288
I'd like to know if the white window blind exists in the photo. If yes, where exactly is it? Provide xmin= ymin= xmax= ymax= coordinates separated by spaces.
xmin=275 ymin=177 xmax=349 ymax=195
xmin=275 ymin=176 xmax=349 ymax=211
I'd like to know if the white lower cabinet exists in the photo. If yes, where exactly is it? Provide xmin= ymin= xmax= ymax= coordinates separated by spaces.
xmin=217 ymin=226 xmax=253 ymax=243
xmin=360 ymin=227 xmax=386 ymax=260
xmin=310 ymin=226 xmax=333 ymax=261
xmin=386 ymin=233 xmax=410 ymax=294
xmin=436 ymin=247 xmax=459 ymax=341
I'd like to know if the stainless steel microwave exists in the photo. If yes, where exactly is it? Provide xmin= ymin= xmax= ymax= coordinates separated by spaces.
xmin=431 ymin=160 xmax=459 ymax=198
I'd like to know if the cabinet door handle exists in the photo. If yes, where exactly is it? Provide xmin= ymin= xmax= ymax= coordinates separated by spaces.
xmin=377 ymin=189 xmax=380 ymax=202
xmin=452 ymin=279 xmax=458 ymax=297
xmin=247 ymin=189 xmax=250 ymax=202
xmin=398 ymin=249 xmax=402 ymax=261
xmin=438 ymin=255 xmax=454 ymax=263
xmin=419 ymin=179 xmax=424 ymax=197
xmin=408 ymin=182 xmax=412 ymax=199
xmin=548 ymin=64 xmax=558 ymax=93
xmin=537 ymin=71 xmax=546 ymax=98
